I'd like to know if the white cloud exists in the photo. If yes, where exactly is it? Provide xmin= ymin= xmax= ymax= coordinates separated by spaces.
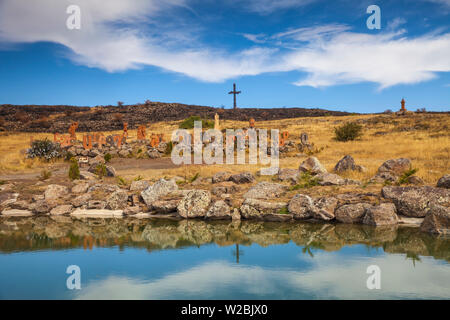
xmin=0 ymin=1 xmax=449 ymax=88
xmin=74 ymin=254 xmax=450 ymax=299
xmin=238 ymin=0 xmax=316 ymax=15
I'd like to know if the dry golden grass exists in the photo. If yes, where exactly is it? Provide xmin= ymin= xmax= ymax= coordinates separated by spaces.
xmin=1 ymin=113 xmax=449 ymax=186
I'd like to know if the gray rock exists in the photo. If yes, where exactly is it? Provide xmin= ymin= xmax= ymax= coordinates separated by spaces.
xmin=130 ymin=180 xmax=150 ymax=191
xmin=88 ymin=184 xmax=120 ymax=193
xmin=371 ymin=158 xmax=411 ymax=183
xmin=44 ymin=184 xmax=69 ymax=200
xmin=420 ymin=203 xmax=450 ymax=235
xmin=71 ymin=183 xmax=89 ymax=194
xmin=315 ymin=172 xmax=346 ymax=186
xmin=298 ymin=157 xmax=327 ymax=175
xmin=212 ymin=171 xmax=232 ymax=183
xmin=147 ymin=150 xmax=161 ymax=159
xmin=206 ymin=200 xmax=232 ymax=220
xmin=71 ymin=193 xmax=92 ymax=208
xmin=288 ymin=194 xmax=314 ymax=219
xmin=243 ymin=182 xmax=286 ymax=199
xmin=30 ymin=200 xmax=57 ymax=214
xmin=335 ymin=203 xmax=372 ymax=224
xmin=141 ymin=179 xmax=178 ymax=207
xmin=240 ymin=198 xmax=288 ymax=220
xmin=437 ymin=174 xmax=450 ymax=189
xmin=106 ymin=190 xmax=129 ymax=210
xmin=229 ymin=172 xmax=255 ymax=184
xmin=50 ymin=205 xmax=73 ymax=215
xmin=211 ymin=183 xmax=240 ymax=196
xmin=88 ymin=164 xmax=116 ymax=177
xmin=334 ymin=155 xmax=365 ymax=173
xmin=311 ymin=197 xmax=338 ymax=221
xmin=152 ymin=199 xmax=180 ymax=214
xmin=362 ymin=203 xmax=398 ymax=226
xmin=79 ymin=171 xmax=97 ymax=180
xmin=177 ymin=190 xmax=211 ymax=218
xmin=277 ymin=168 xmax=299 ymax=183
xmin=382 ymin=186 xmax=450 ymax=217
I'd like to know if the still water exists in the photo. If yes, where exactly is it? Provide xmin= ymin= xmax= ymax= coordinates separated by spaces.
xmin=0 ymin=216 xmax=449 ymax=300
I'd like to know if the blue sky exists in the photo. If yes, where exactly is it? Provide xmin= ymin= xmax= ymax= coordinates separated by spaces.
xmin=0 ymin=0 xmax=449 ymax=113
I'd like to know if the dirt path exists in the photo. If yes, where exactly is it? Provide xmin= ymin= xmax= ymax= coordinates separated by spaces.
xmin=0 ymin=158 xmax=179 ymax=182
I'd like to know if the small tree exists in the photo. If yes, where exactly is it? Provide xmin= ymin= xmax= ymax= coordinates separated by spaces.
xmin=68 ymin=158 xmax=80 ymax=180
xmin=334 ymin=122 xmax=363 ymax=142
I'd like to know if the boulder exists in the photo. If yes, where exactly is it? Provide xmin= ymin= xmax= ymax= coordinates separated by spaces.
xmin=30 ymin=200 xmax=57 ymax=214
xmin=288 ymin=194 xmax=314 ymax=219
xmin=240 ymin=198 xmax=288 ymax=220
xmin=147 ymin=150 xmax=161 ymax=159
xmin=106 ymin=190 xmax=129 ymax=210
xmin=1 ymin=209 xmax=33 ymax=217
xmin=71 ymin=209 xmax=123 ymax=217
xmin=437 ymin=174 xmax=450 ymax=189
xmin=382 ymin=186 xmax=450 ymax=217
xmin=130 ymin=180 xmax=150 ymax=191
xmin=71 ymin=183 xmax=89 ymax=194
xmin=311 ymin=197 xmax=338 ymax=221
xmin=277 ymin=168 xmax=299 ymax=183
xmin=229 ymin=172 xmax=255 ymax=184
xmin=420 ymin=204 xmax=450 ymax=235
xmin=334 ymin=155 xmax=366 ymax=173
xmin=406 ymin=176 xmax=424 ymax=185
xmin=44 ymin=184 xmax=69 ymax=200
xmin=88 ymin=184 xmax=120 ymax=193
xmin=0 ymin=193 xmax=19 ymax=207
xmin=140 ymin=179 xmax=178 ymax=207
xmin=79 ymin=171 xmax=97 ymax=180
xmin=88 ymin=164 xmax=116 ymax=177
xmin=243 ymin=182 xmax=286 ymax=199
xmin=71 ymin=193 xmax=92 ymax=207
xmin=206 ymin=201 xmax=232 ymax=220
xmin=152 ymin=199 xmax=180 ymax=214
xmin=335 ymin=203 xmax=372 ymax=224
xmin=211 ymin=182 xmax=240 ymax=196
xmin=177 ymin=190 xmax=211 ymax=218
xmin=50 ymin=205 xmax=73 ymax=215
xmin=212 ymin=171 xmax=232 ymax=184
xmin=362 ymin=203 xmax=398 ymax=226
xmin=371 ymin=158 xmax=411 ymax=183
xmin=298 ymin=157 xmax=327 ymax=175
xmin=315 ymin=173 xmax=346 ymax=186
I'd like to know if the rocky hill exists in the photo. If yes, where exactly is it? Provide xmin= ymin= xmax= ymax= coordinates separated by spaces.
xmin=0 ymin=102 xmax=351 ymax=132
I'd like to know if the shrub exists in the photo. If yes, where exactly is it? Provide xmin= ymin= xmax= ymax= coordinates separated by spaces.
xmin=165 ymin=141 xmax=173 ymax=155
xmin=290 ymin=172 xmax=319 ymax=190
xmin=27 ymin=139 xmax=62 ymax=161
xmin=179 ymin=116 xmax=214 ymax=129
xmin=68 ymin=158 xmax=80 ymax=180
xmin=39 ymin=170 xmax=52 ymax=181
xmin=116 ymin=176 xmax=127 ymax=186
xmin=334 ymin=122 xmax=363 ymax=142
xmin=95 ymin=164 xmax=107 ymax=178
xmin=278 ymin=207 xmax=290 ymax=215
xmin=104 ymin=153 xmax=112 ymax=163
xmin=398 ymin=168 xmax=418 ymax=185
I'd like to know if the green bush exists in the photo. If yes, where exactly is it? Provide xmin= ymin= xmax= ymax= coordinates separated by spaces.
xmin=95 ymin=164 xmax=107 ymax=178
xmin=179 ymin=116 xmax=214 ymax=129
xmin=68 ymin=158 xmax=80 ymax=180
xmin=290 ymin=172 xmax=319 ymax=190
xmin=334 ymin=122 xmax=363 ymax=142
xmin=104 ymin=153 xmax=112 ymax=163
xmin=398 ymin=168 xmax=418 ymax=185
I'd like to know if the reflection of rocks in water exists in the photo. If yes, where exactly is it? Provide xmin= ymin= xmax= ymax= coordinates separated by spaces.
xmin=0 ymin=217 xmax=448 ymax=262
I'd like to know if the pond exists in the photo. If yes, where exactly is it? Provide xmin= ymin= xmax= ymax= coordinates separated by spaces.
xmin=0 ymin=216 xmax=449 ymax=299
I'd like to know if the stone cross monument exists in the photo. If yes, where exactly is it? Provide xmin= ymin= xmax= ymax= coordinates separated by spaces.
xmin=228 ymin=83 xmax=241 ymax=110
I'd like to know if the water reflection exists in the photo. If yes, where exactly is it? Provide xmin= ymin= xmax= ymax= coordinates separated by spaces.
xmin=0 ymin=216 xmax=449 ymax=299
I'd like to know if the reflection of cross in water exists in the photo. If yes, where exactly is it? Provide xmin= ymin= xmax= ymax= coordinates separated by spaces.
xmin=232 ymin=244 xmax=244 ymax=264
xmin=228 ymin=83 xmax=241 ymax=110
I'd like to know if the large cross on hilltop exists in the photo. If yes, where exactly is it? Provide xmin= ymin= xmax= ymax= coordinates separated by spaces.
xmin=228 ymin=83 xmax=241 ymax=110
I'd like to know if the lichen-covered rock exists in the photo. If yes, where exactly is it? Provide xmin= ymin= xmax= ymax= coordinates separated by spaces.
xmin=106 ymin=190 xmax=129 ymax=210
xmin=152 ymin=199 xmax=180 ymax=214
xmin=211 ymin=182 xmax=240 ymax=196
xmin=437 ymin=174 xmax=450 ymax=189
xmin=30 ymin=200 xmax=57 ymax=214
xmin=240 ymin=198 xmax=288 ymax=220
xmin=50 ymin=205 xmax=73 ymax=215
xmin=44 ymin=184 xmax=69 ymax=200
xmin=362 ymin=203 xmax=398 ymax=226
xmin=335 ymin=203 xmax=372 ymax=224
xmin=243 ymin=182 xmax=286 ymax=199
xmin=277 ymin=168 xmax=299 ymax=184
xmin=129 ymin=180 xmax=150 ymax=191
xmin=288 ymin=194 xmax=314 ymax=219
xmin=298 ymin=157 xmax=327 ymax=175
xmin=371 ymin=158 xmax=411 ymax=183
xmin=382 ymin=186 xmax=450 ymax=217
xmin=311 ymin=197 xmax=338 ymax=221
xmin=177 ymin=190 xmax=211 ymax=218
xmin=420 ymin=203 xmax=450 ymax=235
xmin=212 ymin=171 xmax=232 ymax=184
xmin=206 ymin=200 xmax=232 ymax=220
xmin=315 ymin=173 xmax=346 ymax=186
xmin=229 ymin=172 xmax=255 ymax=184
xmin=141 ymin=179 xmax=178 ymax=207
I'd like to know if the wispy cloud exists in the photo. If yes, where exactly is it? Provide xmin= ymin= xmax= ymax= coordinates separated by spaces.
xmin=0 ymin=1 xmax=449 ymax=89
